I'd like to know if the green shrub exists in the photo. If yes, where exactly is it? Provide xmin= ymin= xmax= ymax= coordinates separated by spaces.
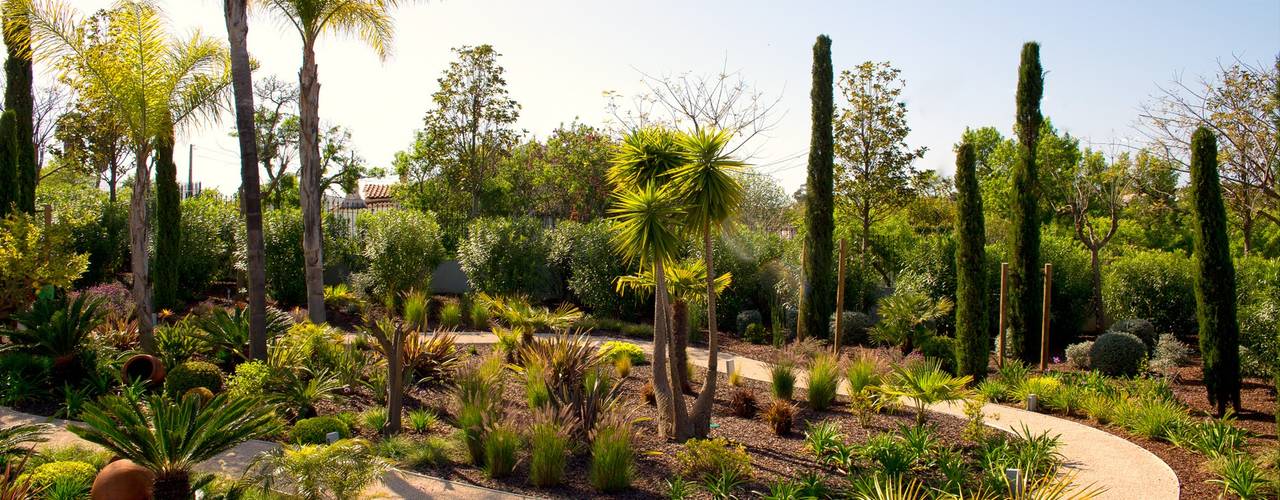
xmin=1110 ymin=318 xmax=1157 ymax=353
xmin=405 ymin=436 xmax=453 ymax=467
xmin=459 ymin=217 xmax=551 ymax=297
xmin=708 ymin=228 xmax=787 ymax=335
xmin=1088 ymin=332 xmax=1147 ymax=376
xmin=676 ymin=437 xmax=751 ymax=480
xmin=407 ymin=409 xmax=437 ymax=433
xmin=1064 ymin=341 xmax=1093 ymax=369
xmin=177 ymin=192 xmax=240 ymax=295
xmin=1150 ymin=334 xmax=1192 ymax=375
xmin=41 ymin=185 xmax=127 ymax=288
xmin=259 ymin=208 xmax=308 ymax=305
xmin=829 ymin=311 xmax=872 ymax=346
xmin=482 ymin=423 xmax=520 ymax=478
xmin=353 ymin=209 xmax=446 ymax=300
xmin=1103 ymin=250 xmax=1196 ymax=336
xmin=806 ymin=353 xmax=841 ymax=410
xmin=25 ymin=460 xmax=96 ymax=491
xmin=227 ymin=360 xmax=273 ymax=398
xmin=735 ymin=310 xmax=763 ymax=335
xmin=598 ymin=341 xmax=645 ymax=365
xmin=918 ymin=336 xmax=958 ymax=373
xmin=744 ymin=323 xmax=769 ymax=344
xmin=166 ymin=360 xmax=225 ymax=396
xmin=290 ymin=416 xmax=352 ymax=445
xmin=549 ymin=220 xmax=640 ymax=318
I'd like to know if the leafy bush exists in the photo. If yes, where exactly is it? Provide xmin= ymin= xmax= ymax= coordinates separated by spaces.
xmin=1089 ymin=332 xmax=1146 ymax=376
xmin=829 ymin=311 xmax=872 ymax=346
xmin=246 ymin=439 xmax=388 ymax=499
xmin=1065 ymin=341 xmax=1093 ymax=369
xmin=761 ymin=398 xmax=795 ymax=435
xmin=598 ymin=341 xmax=645 ymax=365
xmin=676 ymin=437 xmax=751 ymax=480
xmin=40 ymin=185 xmax=127 ymax=288
xmin=1103 ymin=250 xmax=1196 ymax=336
xmin=459 ymin=217 xmax=551 ymax=297
xmin=549 ymin=220 xmax=640 ymax=318
xmin=735 ymin=310 xmax=763 ymax=335
xmin=1110 ymin=318 xmax=1157 ymax=353
xmin=166 ymin=360 xmax=225 ymax=396
xmin=707 ymin=228 xmax=787 ymax=334
xmin=0 ymin=214 xmax=89 ymax=318
xmin=226 ymin=361 xmax=273 ymax=398
xmin=743 ymin=323 xmax=769 ymax=344
xmin=290 ymin=416 xmax=352 ymax=445
xmin=25 ymin=460 xmax=96 ymax=491
xmin=353 ymin=209 xmax=446 ymax=300
xmin=1150 ymin=334 xmax=1192 ymax=375
xmin=177 ymin=193 xmax=240 ymax=295
xmin=258 ymin=208 xmax=308 ymax=305
xmin=806 ymin=353 xmax=841 ymax=410
xmin=918 ymin=335 xmax=957 ymax=373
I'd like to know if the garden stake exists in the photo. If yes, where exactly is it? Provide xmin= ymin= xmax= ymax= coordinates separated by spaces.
xmin=833 ymin=238 xmax=846 ymax=352
xmin=1039 ymin=263 xmax=1052 ymax=371
xmin=998 ymin=262 xmax=1008 ymax=368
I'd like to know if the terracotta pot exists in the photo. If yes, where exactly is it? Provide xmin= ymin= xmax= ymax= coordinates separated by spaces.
xmin=91 ymin=459 xmax=154 ymax=500
xmin=121 ymin=354 xmax=166 ymax=386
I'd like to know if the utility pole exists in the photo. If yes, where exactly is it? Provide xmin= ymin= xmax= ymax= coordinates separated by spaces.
xmin=187 ymin=144 xmax=194 ymax=199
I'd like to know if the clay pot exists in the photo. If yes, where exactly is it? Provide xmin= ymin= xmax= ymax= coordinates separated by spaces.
xmin=91 ymin=459 xmax=154 ymax=500
xmin=121 ymin=354 xmax=166 ymax=386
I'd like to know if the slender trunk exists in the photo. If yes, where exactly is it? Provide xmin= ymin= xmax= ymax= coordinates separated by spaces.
xmin=386 ymin=332 xmax=403 ymax=435
xmin=225 ymin=0 xmax=268 ymax=360
xmin=131 ymin=149 xmax=155 ymax=351
xmin=651 ymin=258 xmax=688 ymax=440
xmin=690 ymin=225 xmax=718 ymax=437
xmin=1088 ymin=246 xmax=1105 ymax=331
xmin=860 ymin=204 xmax=871 ymax=309
xmin=108 ymin=158 xmax=118 ymax=203
xmin=1241 ymin=211 xmax=1253 ymax=257
xmin=298 ymin=41 xmax=326 ymax=322
xmin=671 ymin=300 xmax=689 ymax=394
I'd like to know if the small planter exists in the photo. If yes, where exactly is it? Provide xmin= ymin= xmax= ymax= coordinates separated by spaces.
xmin=121 ymin=354 xmax=166 ymax=386
xmin=91 ymin=459 xmax=154 ymax=500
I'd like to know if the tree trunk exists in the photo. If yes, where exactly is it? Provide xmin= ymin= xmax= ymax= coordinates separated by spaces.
xmin=650 ymin=258 xmax=686 ymax=440
xmin=130 ymin=149 xmax=155 ymax=352
xmin=151 ymin=470 xmax=190 ymax=500
xmin=386 ymin=332 xmax=403 ymax=435
xmin=224 ymin=0 xmax=269 ymax=360
xmin=298 ymin=41 xmax=326 ymax=323
xmin=690 ymin=226 xmax=718 ymax=437
xmin=1088 ymin=246 xmax=1105 ymax=331
xmin=1241 ymin=210 xmax=1253 ymax=257
xmin=671 ymin=300 xmax=689 ymax=394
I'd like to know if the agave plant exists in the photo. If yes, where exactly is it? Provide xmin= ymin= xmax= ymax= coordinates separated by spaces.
xmin=6 ymin=288 xmax=104 ymax=368
xmin=194 ymin=305 xmax=293 ymax=362
xmin=69 ymin=393 xmax=280 ymax=499
xmin=881 ymin=360 xmax=973 ymax=424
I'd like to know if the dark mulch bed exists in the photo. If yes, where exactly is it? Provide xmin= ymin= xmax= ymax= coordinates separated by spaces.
xmin=318 ymin=345 xmax=975 ymax=499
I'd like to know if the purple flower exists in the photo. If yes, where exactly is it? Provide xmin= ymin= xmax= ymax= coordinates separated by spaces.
xmin=1052 ymin=356 xmax=1062 ymax=364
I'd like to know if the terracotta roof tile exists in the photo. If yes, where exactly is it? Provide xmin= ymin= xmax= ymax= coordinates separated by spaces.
xmin=363 ymin=184 xmax=392 ymax=200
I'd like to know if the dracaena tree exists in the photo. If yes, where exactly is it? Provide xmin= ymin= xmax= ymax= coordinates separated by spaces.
xmin=18 ymin=0 xmax=231 ymax=351
xmin=256 ymin=0 xmax=421 ymax=324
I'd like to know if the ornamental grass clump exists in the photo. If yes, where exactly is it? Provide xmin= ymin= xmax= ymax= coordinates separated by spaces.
xmin=768 ymin=357 xmax=798 ymax=400
xmin=761 ymin=398 xmax=795 ymax=435
xmin=454 ymin=355 xmax=505 ymax=465
xmin=528 ymin=408 xmax=574 ymax=487
xmin=589 ymin=410 xmax=637 ymax=492
xmin=482 ymin=423 xmax=521 ymax=478
xmin=806 ymin=353 xmax=841 ymax=410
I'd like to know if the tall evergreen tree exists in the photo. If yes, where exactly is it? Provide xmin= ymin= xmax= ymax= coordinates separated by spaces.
xmin=1008 ymin=42 xmax=1044 ymax=363
xmin=0 ymin=110 xmax=15 ymax=216
xmin=153 ymin=127 xmax=181 ymax=310
xmin=953 ymin=142 xmax=987 ymax=379
xmin=803 ymin=34 xmax=835 ymax=340
xmin=3 ymin=5 xmax=35 ymax=214
xmin=1189 ymin=127 xmax=1241 ymax=416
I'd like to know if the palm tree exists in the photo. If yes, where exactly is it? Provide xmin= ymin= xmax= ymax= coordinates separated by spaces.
xmin=18 ymin=0 xmax=231 ymax=351
xmin=616 ymin=260 xmax=731 ymax=393
xmin=256 ymin=0 xmax=419 ymax=324
xmin=609 ymin=129 xmax=686 ymax=438
xmin=69 ymin=393 xmax=280 ymax=499
xmin=670 ymin=128 xmax=746 ymax=437
xmin=880 ymin=359 xmax=972 ymax=424
xmin=222 ymin=0 xmax=270 ymax=360
xmin=870 ymin=291 xmax=954 ymax=355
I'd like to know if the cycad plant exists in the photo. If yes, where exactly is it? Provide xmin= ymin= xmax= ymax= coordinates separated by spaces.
xmin=5 ymin=288 xmax=103 ymax=369
xmin=881 ymin=360 xmax=973 ymax=424
xmin=194 ymin=305 xmax=292 ymax=363
xmin=0 ymin=422 xmax=49 ymax=467
xmin=870 ymin=291 xmax=954 ymax=355
xmin=69 ymin=393 xmax=280 ymax=499
xmin=246 ymin=438 xmax=389 ymax=500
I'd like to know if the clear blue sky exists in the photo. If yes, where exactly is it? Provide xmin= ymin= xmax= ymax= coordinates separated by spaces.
xmin=63 ymin=0 xmax=1280 ymax=194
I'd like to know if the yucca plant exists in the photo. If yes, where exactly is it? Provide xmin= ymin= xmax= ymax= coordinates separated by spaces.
xmin=806 ymin=353 xmax=841 ymax=410
xmin=400 ymin=330 xmax=459 ymax=387
xmin=69 ymin=393 xmax=280 ymax=499
xmin=881 ymin=360 xmax=973 ymax=424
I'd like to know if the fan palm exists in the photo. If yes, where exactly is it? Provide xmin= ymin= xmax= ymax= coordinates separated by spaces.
xmin=608 ymin=173 xmax=686 ymax=439
xmin=616 ymin=260 xmax=730 ymax=392
xmin=871 ymin=291 xmax=954 ymax=355
xmin=880 ymin=359 xmax=973 ymax=424
xmin=16 ymin=0 xmax=231 ymax=351
xmin=69 ymin=393 xmax=280 ymax=499
xmin=670 ymin=127 xmax=746 ymax=437
xmin=256 ymin=0 xmax=420 ymax=324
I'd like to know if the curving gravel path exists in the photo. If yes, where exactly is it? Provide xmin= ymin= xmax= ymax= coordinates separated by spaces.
xmin=3 ymin=332 xmax=1178 ymax=499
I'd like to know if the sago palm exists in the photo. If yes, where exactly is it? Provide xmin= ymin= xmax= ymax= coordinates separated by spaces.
xmin=17 ymin=0 xmax=231 ymax=351
xmin=69 ymin=393 xmax=280 ymax=499
xmin=881 ymin=359 xmax=973 ymax=424
xmin=257 ymin=0 xmax=420 ymax=323
xmin=616 ymin=260 xmax=730 ymax=392
xmin=670 ymin=127 xmax=746 ymax=437
xmin=608 ymin=178 xmax=686 ymax=439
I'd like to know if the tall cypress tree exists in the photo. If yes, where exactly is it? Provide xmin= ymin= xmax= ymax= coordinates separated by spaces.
xmin=803 ymin=35 xmax=835 ymax=340
xmin=154 ymin=128 xmax=182 ymax=310
xmin=0 ymin=110 xmax=16 ymax=217
xmin=1189 ymin=127 xmax=1240 ymax=417
xmin=954 ymin=142 xmax=987 ymax=379
xmin=1008 ymin=42 xmax=1044 ymax=363
xmin=3 ymin=7 xmax=36 ymax=214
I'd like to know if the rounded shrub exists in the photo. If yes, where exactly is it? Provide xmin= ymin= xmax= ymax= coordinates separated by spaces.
xmin=919 ymin=336 xmax=958 ymax=373
xmin=166 ymin=360 xmax=225 ymax=396
xmin=1102 ymin=250 xmax=1195 ymax=336
xmin=598 ymin=341 xmax=645 ymax=365
xmin=290 ymin=416 xmax=352 ymax=445
xmin=26 ymin=461 xmax=96 ymax=490
xmin=459 ymin=217 xmax=552 ymax=297
xmin=1109 ymin=318 xmax=1157 ymax=353
xmin=735 ymin=310 xmax=763 ymax=335
xmin=1088 ymin=332 xmax=1146 ymax=376
xmin=353 ymin=208 xmax=446 ymax=300
xmin=1065 ymin=341 xmax=1093 ymax=369
xmin=828 ymin=311 xmax=872 ymax=346
xmin=259 ymin=208 xmax=307 ymax=305
xmin=549 ymin=221 xmax=641 ymax=319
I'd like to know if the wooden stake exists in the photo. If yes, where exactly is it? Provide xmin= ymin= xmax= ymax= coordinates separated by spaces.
xmin=834 ymin=238 xmax=846 ymax=353
xmin=998 ymin=262 xmax=1008 ymax=368
xmin=1039 ymin=263 xmax=1053 ymax=371
xmin=796 ymin=240 xmax=807 ymax=343
xmin=43 ymin=204 xmax=51 ymax=226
